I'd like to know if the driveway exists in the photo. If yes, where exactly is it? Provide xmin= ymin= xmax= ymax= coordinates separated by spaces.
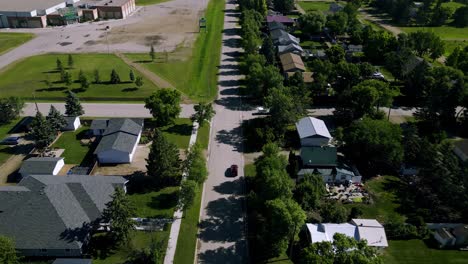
xmin=22 ymin=103 xmax=195 ymax=118
xmin=197 ymin=0 xmax=248 ymax=263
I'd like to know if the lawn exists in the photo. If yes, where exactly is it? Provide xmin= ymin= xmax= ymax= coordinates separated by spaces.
xmin=159 ymin=118 xmax=193 ymax=149
xmin=298 ymin=1 xmax=345 ymax=12
xmin=0 ymin=33 xmax=34 ymax=55
xmin=128 ymin=186 xmax=179 ymax=218
xmin=196 ymin=121 xmax=211 ymax=150
xmin=383 ymin=239 xmax=468 ymax=264
xmin=441 ymin=1 xmax=466 ymax=12
xmin=346 ymin=175 xmax=405 ymax=224
xmin=0 ymin=54 xmax=158 ymax=101
xmin=51 ymin=126 xmax=92 ymax=165
xmin=444 ymin=40 xmax=468 ymax=56
xmin=136 ymin=0 xmax=171 ymax=5
xmin=398 ymin=25 xmax=468 ymax=40
xmin=125 ymin=0 xmax=225 ymax=102
xmin=0 ymin=118 xmax=22 ymax=164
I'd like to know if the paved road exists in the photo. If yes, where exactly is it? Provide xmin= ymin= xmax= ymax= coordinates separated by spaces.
xmin=197 ymin=0 xmax=249 ymax=263
xmin=22 ymin=103 xmax=195 ymax=118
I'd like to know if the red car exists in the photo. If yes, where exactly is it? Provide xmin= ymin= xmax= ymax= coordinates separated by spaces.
xmin=230 ymin=164 xmax=238 ymax=177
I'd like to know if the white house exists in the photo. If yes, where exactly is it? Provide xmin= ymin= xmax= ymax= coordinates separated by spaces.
xmin=19 ymin=157 xmax=65 ymax=178
xmin=296 ymin=117 xmax=332 ymax=147
xmin=62 ymin=116 xmax=81 ymax=131
xmin=306 ymin=219 xmax=388 ymax=248
xmin=94 ymin=118 xmax=143 ymax=164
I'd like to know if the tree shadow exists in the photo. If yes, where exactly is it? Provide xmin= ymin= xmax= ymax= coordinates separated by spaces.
xmin=87 ymin=232 xmax=118 ymax=260
xmin=223 ymin=38 xmax=240 ymax=49
xmin=218 ymin=79 xmax=240 ymax=87
xmin=219 ymin=88 xmax=239 ymax=96
xmin=198 ymin=196 xmax=246 ymax=243
xmin=198 ymin=240 xmax=247 ymax=264
xmin=222 ymin=28 xmax=240 ymax=36
xmin=213 ymin=178 xmax=243 ymax=195
xmin=149 ymin=191 xmax=178 ymax=210
xmin=71 ymin=88 xmax=86 ymax=93
xmin=122 ymin=87 xmax=138 ymax=92
xmin=223 ymin=51 xmax=243 ymax=58
xmin=215 ymin=126 xmax=243 ymax=152
xmin=218 ymin=69 xmax=241 ymax=76
xmin=162 ymin=124 xmax=192 ymax=136
xmin=36 ymin=87 xmax=67 ymax=92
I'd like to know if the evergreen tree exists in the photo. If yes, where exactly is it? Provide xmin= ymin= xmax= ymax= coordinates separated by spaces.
xmin=146 ymin=129 xmax=181 ymax=187
xmin=0 ymin=236 xmax=20 ymax=264
xmin=102 ymin=187 xmax=136 ymax=244
xmin=0 ymin=97 xmax=24 ymax=125
xmin=46 ymin=105 xmax=67 ymax=132
xmin=78 ymin=70 xmax=90 ymax=89
xmin=94 ymin=69 xmax=101 ymax=84
xmin=67 ymin=54 xmax=74 ymax=68
xmin=129 ymin=70 xmax=135 ymax=82
xmin=135 ymin=76 xmax=144 ymax=88
xmin=65 ymin=91 xmax=84 ymax=116
xmin=63 ymin=71 xmax=72 ymax=87
xmin=110 ymin=69 xmax=121 ymax=84
xmin=30 ymin=111 xmax=55 ymax=150
xmin=56 ymin=58 xmax=63 ymax=71
xmin=150 ymin=45 xmax=155 ymax=61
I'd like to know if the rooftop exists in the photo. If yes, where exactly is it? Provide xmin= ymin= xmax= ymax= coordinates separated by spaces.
xmin=18 ymin=157 xmax=64 ymax=176
xmin=300 ymin=146 xmax=337 ymax=167
xmin=266 ymin=15 xmax=294 ymax=24
xmin=296 ymin=117 xmax=331 ymax=139
xmin=279 ymin=52 xmax=305 ymax=72
xmin=94 ymin=118 xmax=143 ymax=154
xmin=0 ymin=0 xmax=65 ymax=12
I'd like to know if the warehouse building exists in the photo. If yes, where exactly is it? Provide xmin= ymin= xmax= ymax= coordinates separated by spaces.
xmin=0 ymin=0 xmax=135 ymax=28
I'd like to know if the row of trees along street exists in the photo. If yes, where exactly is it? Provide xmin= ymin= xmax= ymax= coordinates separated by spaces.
xmin=238 ymin=0 xmax=468 ymax=262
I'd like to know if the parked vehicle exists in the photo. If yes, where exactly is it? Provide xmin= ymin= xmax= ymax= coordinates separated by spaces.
xmin=1 ymin=136 xmax=21 ymax=145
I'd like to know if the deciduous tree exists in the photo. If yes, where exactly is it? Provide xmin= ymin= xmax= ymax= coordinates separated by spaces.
xmin=298 ymin=11 xmax=326 ymax=34
xmin=178 ymin=180 xmax=198 ymax=211
xmin=184 ymin=143 xmax=208 ymax=184
xmin=0 ymin=236 xmax=19 ymax=264
xmin=191 ymin=103 xmax=215 ymax=126
xmin=144 ymin=89 xmax=181 ymax=127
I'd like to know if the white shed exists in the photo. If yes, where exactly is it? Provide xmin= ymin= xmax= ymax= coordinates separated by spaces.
xmin=62 ymin=116 xmax=81 ymax=131
xmin=19 ymin=157 xmax=65 ymax=178
xmin=296 ymin=117 xmax=332 ymax=147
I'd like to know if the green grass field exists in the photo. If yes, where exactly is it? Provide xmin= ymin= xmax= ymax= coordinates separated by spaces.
xmin=0 ymin=33 xmax=34 ymax=55
xmin=0 ymin=54 xmax=158 ymax=101
xmin=0 ymin=118 xmax=22 ymax=165
xmin=160 ymin=118 xmax=193 ymax=149
xmin=136 ymin=0 xmax=170 ymax=5
xmin=383 ymin=239 xmax=468 ymax=264
xmin=126 ymin=0 xmax=225 ymax=102
xmin=441 ymin=1 xmax=466 ymax=12
xmin=52 ymin=126 xmax=91 ymax=165
xmin=298 ymin=1 xmax=345 ymax=12
xmin=129 ymin=186 xmax=179 ymax=218
xmin=196 ymin=121 xmax=211 ymax=150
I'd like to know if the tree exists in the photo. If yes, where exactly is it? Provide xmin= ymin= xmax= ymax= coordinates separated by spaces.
xmin=333 ymin=61 xmax=361 ymax=92
xmin=94 ymin=69 xmax=101 ymax=84
xmin=178 ymin=180 xmax=198 ymax=211
xmin=408 ymin=31 xmax=445 ymax=60
xmin=67 ymin=54 xmax=74 ymax=68
xmin=0 ymin=236 xmax=19 ymax=264
xmin=262 ymin=198 xmax=306 ymax=258
xmin=144 ymin=89 xmax=181 ymax=127
xmin=63 ymin=71 xmax=72 ymax=87
xmin=191 ymin=103 xmax=215 ymax=126
xmin=56 ymin=58 xmax=63 ymax=71
xmin=453 ymin=6 xmax=468 ymax=27
xmin=102 ymin=187 xmax=136 ymax=244
xmin=0 ymin=97 xmax=24 ymax=125
xmin=110 ymin=69 xmax=121 ymax=84
xmin=294 ymin=174 xmax=325 ymax=210
xmin=298 ymin=11 xmax=326 ymax=34
xmin=273 ymin=0 xmax=294 ymax=13
xmin=135 ymin=76 xmax=144 ymax=88
xmin=30 ymin=112 xmax=55 ymax=150
xmin=65 ymin=91 xmax=84 ymax=116
xmin=430 ymin=5 xmax=452 ymax=26
xmin=299 ymin=233 xmax=383 ymax=264
xmin=150 ymin=45 xmax=155 ymax=61
xmin=260 ymin=35 xmax=276 ymax=66
xmin=325 ymin=45 xmax=345 ymax=64
xmin=364 ymin=30 xmax=398 ymax=63
xmin=146 ymin=129 xmax=181 ymax=187
xmin=78 ymin=69 xmax=90 ymax=89
xmin=343 ymin=118 xmax=403 ymax=172
xmin=185 ymin=143 xmax=208 ymax=184
xmin=46 ymin=105 xmax=67 ymax=132
xmin=326 ymin=12 xmax=348 ymax=36
xmin=129 ymin=70 xmax=135 ymax=82
xmin=320 ymin=201 xmax=349 ymax=223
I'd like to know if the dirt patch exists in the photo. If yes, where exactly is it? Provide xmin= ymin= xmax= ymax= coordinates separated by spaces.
xmin=92 ymin=145 xmax=149 ymax=175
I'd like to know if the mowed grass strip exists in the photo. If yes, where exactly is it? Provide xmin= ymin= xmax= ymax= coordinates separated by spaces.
xmin=51 ymin=126 xmax=91 ymax=165
xmin=126 ymin=0 xmax=225 ymax=102
xmin=398 ymin=25 xmax=468 ymax=40
xmin=0 ymin=54 xmax=159 ymax=101
xmin=298 ymin=1 xmax=345 ymax=12
xmin=383 ymin=239 xmax=468 ymax=264
xmin=0 ymin=32 xmax=34 ymax=55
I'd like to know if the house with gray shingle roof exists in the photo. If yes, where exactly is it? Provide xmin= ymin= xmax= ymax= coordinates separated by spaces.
xmin=93 ymin=118 xmax=143 ymax=164
xmin=0 ymin=175 xmax=127 ymax=257
xmin=19 ymin=157 xmax=65 ymax=179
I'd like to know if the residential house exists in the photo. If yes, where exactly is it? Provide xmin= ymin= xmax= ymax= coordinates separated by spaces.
xmin=63 ymin=116 xmax=81 ymax=131
xmin=19 ymin=157 xmax=65 ymax=179
xmin=278 ymin=43 xmax=304 ymax=55
xmin=270 ymin=29 xmax=300 ymax=46
xmin=346 ymin=44 xmax=363 ymax=53
xmin=266 ymin=15 xmax=295 ymax=27
xmin=433 ymin=224 xmax=468 ymax=248
xmin=53 ymin=259 xmax=92 ymax=264
xmin=279 ymin=52 xmax=306 ymax=73
xmin=90 ymin=119 xmax=109 ymax=136
xmin=267 ymin=21 xmax=286 ymax=32
xmin=93 ymin=118 xmax=143 ymax=164
xmin=0 ymin=175 xmax=127 ymax=257
xmin=296 ymin=117 xmax=332 ymax=146
xmin=305 ymin=219 xmax=388 ymax=248
xmin=453 ymin=139 xmax=468 ymax=162
xmin=312 ymin=49 xmax=327 ymax=59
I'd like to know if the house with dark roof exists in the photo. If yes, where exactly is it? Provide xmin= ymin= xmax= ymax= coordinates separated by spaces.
xmin=270 ymin=29 xmax=300 ymax=46
xmin=62 ymin=116 xmax=81 ymax=131
xmin=266 ymin=15 xmax=295 ymax=27
xmin=0 ymin=175 xmax=127 ymax=257
xmin=93 ymin=118 xmax=143 ymax=164
xmin=278 ymin=43 xmax=304 ymax=55
xmin=279 ymin=52 xmax=306 ymax=73
xmin=19 ymin=157 xmax=65 ymax=179
xmin=267 ymin=21 xmax=286 ymax=31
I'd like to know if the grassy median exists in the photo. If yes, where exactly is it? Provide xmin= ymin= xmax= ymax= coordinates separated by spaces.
xmin=0 ymin=33 xmax=34 ymax=55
